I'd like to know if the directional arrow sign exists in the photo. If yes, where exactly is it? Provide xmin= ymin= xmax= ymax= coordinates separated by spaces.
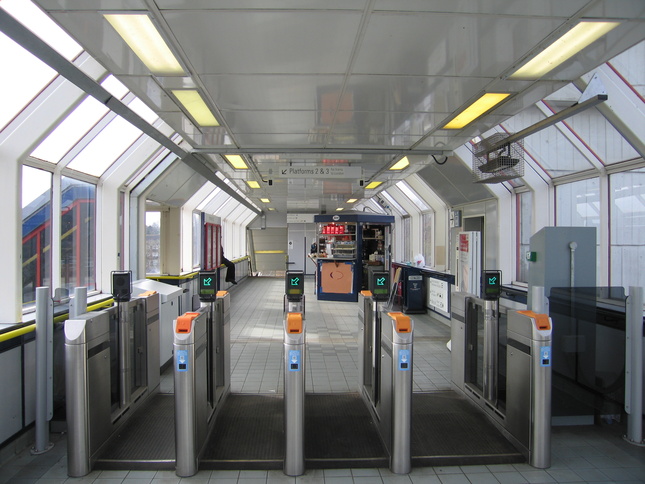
xmin=291 ymin=277 xmax=300 ymax=286
xmin=488 ymin=277 xmax=497 ymax=285
xmin=204 ymin=277 xmax=212 ymax=286
xmin=377 ymin=277 xmax=386 ymax=286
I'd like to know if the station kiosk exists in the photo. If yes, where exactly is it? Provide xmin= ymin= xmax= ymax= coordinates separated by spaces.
xmin=359 ymin=271 xmax=414 ymax=474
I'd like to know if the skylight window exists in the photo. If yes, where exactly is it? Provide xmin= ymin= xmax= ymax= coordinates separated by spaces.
xmin=0 ymin=33 xmax=56 ymax=131
xmin=31 ymin=96 xmax=109 ymax=163
xmin=396 ymin=181 xmax=430 ymax=211
xmin=380 ymin=190 xmax=408 ymax=216
xmin=2 ymin=0 xmax=82 ymax=60
xmin=66 ymin=115 xmax=143 ymax=177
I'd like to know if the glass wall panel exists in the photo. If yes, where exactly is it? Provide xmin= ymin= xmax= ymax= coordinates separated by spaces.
xmin=0 ymin=33 xmax=56 ymax=131
xmin=562 ymin=108 xmax=639 ymax=165
xmin=609 ymin=40 xmax=645 ymax=98
xmin=402 ymin=216 xmax=411 ymax=263
xmin=60 ymin=177 xmax=96 ymax=292
xmin=422 ymin=212 xmax=433 ymax=267
xmin=610 ymin=168 xmax=645 ymax=289
xmin=555 ymin=178 xmax=601 ymax=277
xmin=146 ymin=212 xmax=161 ymax=274
xmin=502 ymin=105 xmax=595 ymax=177
xmin=517 ymin=191 xmax=532 ymax=283
xmin=22 ymin=166 xmax=52 ymax=305
xmin=31 ymin=95 xmax=109 ymax=163
xmin=192 ymin=211 xmax=201 ymax=269
xmin=66 ymin=114 xmax=143 ymax=176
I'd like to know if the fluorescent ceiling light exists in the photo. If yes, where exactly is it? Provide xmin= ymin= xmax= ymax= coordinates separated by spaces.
xmin=224 ymin=154 xmax=248 ymax=170
xmin=260 ymin=198 xmax=270 ymax=203
xmin=443 ymin=93 xmax=510 ymax=129
xmin=246 ymin=181 xmax=261 ymax=189
xmin=365 ymin=181 xmax=383 ymax=189
xmin=336 ymin=208 xmax=344 ymax=211
xmin=347 ymin=198 xmax=358 ymax=203
xmin=511 ymin=21 xmax=620 ymax=80
xmin=268 ymin=207 xmax=275 ymax=211
xmin=389 ymin=156 xmax=410 ymax=171
xmin=172 ymin=90 xmax=219 ymax=126
xmin=104 ymin=14 xmax=185 ymax=75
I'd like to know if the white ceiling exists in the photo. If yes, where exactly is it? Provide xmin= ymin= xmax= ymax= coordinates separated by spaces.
xmin=34 ymin=0 xmax=645 ymax=212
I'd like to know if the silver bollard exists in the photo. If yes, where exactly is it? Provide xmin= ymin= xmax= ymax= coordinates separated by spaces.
xmin=382 ymin=311 xmax=413 ymax=474
xmin=625 ymin=286 xmax=644 ymax=446
xmin=174 ymin=311 xmax=202 ymax=477
xmin=32 ymin=287 xmax=54 ymax=455
xmin=70 ymin=286 xmax=88 ymax=319
xmin=483 ymin=299 xmax=498 ymax=404
xmin=506 ymin=310 xmax=552 ymax=468
xmin=284 ymin=312 xmax=305 ymax=476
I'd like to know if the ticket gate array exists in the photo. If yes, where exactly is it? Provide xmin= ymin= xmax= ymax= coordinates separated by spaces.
xmin=174 ymin=289 xmax=231 ymax=477
xmin=451 ymin=290 xmax=552 ymax=468
xmin=65 ymin=289 xmax=160 ymax=477
xmin=358 ymin=281 xmax=414 ymax=474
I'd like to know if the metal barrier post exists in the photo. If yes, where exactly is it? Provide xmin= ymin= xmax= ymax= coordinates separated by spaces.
xmin=625 ymin=286 xmax=644 ymax=446
xmin=507 ymin=310 xmax=552 ymax=468
xmin=284 ymin=312 xmax=305 ymax=476
xmin=483 ymin=299 xmax=498 ymax=403
xmin=70 ymin=286 xmax=88 ymax=319
xmin=174 ymin=312 xmax=201 ymax=477
xmin=32 ymin=287 xmax=54 ymax=455
xmin=383 ymin=311 xmax=413 ymax=474
xmin=64 ymin=318 xmax=90 ymax=476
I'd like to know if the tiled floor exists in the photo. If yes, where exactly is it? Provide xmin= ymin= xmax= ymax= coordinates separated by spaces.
xmin=1 ymin=277 xmax=644 ymax=483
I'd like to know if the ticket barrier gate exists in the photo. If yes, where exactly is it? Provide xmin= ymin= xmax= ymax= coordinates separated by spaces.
xmin=451 ymin=292 xmax=552 ymax=468
xmin=283 ymin=312 xmax=305 ymax=476
xmin=359 ymin=290 xmax=413 ymax=474
xmin=65 ymin=291 xmax=160 ymax=477
xmin=174 ymin=291 xmax=230 ymax=477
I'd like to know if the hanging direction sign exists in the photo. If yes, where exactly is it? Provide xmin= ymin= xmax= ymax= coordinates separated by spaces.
xmin=270 ymin=165 xmax=362 ymax=179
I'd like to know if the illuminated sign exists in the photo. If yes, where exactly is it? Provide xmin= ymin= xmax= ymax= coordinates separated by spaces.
xmin=199 ymin=271 xmax=217 ymax=301
xmin=285 ymin=271 xmax=304 ymax=300
xmin=371 ymin=271 xmax=390 ymax=301
xmin=482 ymin=270 xmax=502 ymax=300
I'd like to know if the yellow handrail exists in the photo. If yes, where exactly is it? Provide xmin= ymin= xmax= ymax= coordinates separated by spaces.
xmin=1 ymin=298 xmax=115 ymax=342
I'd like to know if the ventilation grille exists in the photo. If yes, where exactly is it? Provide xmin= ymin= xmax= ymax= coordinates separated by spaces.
xmin=472 ymin=133 xmax=524 ymax=183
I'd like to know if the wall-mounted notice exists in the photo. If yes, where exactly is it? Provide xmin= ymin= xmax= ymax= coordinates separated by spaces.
xmin=428 ymin=277 xmax=450 ymax=318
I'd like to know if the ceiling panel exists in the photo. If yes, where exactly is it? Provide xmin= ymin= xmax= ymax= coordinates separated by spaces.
xmin=29 ymin=0 xmax=645 ymax=213
xmin=163 ymin=10 xmax=362 ymax=75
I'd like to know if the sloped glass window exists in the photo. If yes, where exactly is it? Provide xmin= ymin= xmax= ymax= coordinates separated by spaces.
xmin=60 ymin=177 xmax=96 ymax=292
xmin=0 ymin=32 xmax=56 ymax=131
xmin=610 ymin=168 xmax=645 ymax=289
xmin=22 ymin=166 xmax=52 ymax=306
xmin=553 ymin=107 xmax=639 ymax=165
xmin=1 ymin=0 xmax=82 ymax=60
xmin=396 ymin=180 xmax=430 ymax=212
xmin=380 ymin=190 xmax=407 ymax=216
xmin=608 ymin=40 xmax=645 ymax=98
xmin=502 ymin=105 xmax=595 ymax=177
xmin=422 ymin=212 xmax=434 ymax=267
xmin=66 ymin=114 xmax=143 ymax=177
xmin=31 ymin=95 xmax=109 ymax=163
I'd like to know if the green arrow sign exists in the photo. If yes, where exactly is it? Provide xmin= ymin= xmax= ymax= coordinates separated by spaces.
xmin=291 ymin=277 xmax=300 ymax=286
xmin=377 ymin=277 xmax=386 ymax=286
xmin=204 ymin=277 xmax=212 ymax=286
xmin=488 ymin=277 xmax=497 ymax=284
